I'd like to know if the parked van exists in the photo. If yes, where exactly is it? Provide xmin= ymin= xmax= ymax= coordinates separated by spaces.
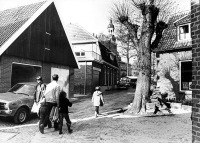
xmin=117 ymin=77 xmax=130 ymax=89
xmin=127 ymin=76 xmax=137 ymax=88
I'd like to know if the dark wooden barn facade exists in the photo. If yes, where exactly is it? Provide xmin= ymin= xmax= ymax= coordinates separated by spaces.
xmin=0 ymin=0 xmax=78 ymax=97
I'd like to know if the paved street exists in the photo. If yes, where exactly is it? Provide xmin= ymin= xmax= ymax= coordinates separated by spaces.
xmin=0 ymin=88 xmax=135 ymax=128
xmin=0 ymin=88 xmax=192 ymax=143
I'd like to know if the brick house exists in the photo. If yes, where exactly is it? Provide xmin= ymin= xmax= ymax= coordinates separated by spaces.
xmin=191 ymin=0 xmax=200 ymax=142
xmin=153 ymin=11 xmax=192 ymax=100
xmin=0 ymin=0 xmax=79 ymax=98
xmin=65 ymin=23 xmax=119 ymax=95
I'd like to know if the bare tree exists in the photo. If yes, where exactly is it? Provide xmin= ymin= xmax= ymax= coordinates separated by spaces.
xmin=116 ymin=24 xmax=137 ymax=76
xmin=110 ymin=0 xmax=179 ymax=114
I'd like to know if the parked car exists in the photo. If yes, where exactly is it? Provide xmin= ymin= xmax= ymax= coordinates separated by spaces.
xmin=117 ymin=77 xmax=130 ymax=89
xmin=0 ymin=82 xmax=37 ymax=124
xmin=127 ymin=76 xmax=137 ymax=88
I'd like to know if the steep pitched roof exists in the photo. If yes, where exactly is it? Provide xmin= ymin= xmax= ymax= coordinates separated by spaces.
xmin=65 ymin=23 xmax=98 ymax=43
xmin=0 ymin=1 xmax=46 ymax=52
xmin=153 ymin=11 xmax=191 ymax=53
xmin=0 ymin=0 xmax=79 ymax=68
xmin=65 ymin=23 xmax=118 ymax=68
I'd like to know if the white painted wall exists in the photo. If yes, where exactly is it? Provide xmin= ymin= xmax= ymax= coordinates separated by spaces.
xmin=51 ymin=67 xmax=69 ymax=97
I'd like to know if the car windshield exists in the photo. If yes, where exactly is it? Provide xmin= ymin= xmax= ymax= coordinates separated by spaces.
xmin=130 ymin=79 xmax=137 ymax=82
xmin=120 ymin=77 xmax=129 ymax=82
xmin=8 ymin=84 xmax=35 ymax=96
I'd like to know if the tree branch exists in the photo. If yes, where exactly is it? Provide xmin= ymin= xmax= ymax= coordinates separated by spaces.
xmin=150 ymin=21 xmax=168 ymax=50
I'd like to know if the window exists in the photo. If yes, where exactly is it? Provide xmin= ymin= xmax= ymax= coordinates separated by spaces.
xmin=75 ymin=52 xmax=85 ymax=57
xmin=81 ymin=52 xmax=85 ymax=56
xmin=180 ymin=60 xmax=192 ymax=91
xmin=75 ymin=52 xmax=80 ymax=56
xmin=178 ymin=24 xmax=191 ymax=40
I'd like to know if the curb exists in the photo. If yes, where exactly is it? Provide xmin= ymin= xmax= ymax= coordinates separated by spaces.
xmin=128 ymin=102 xmax=192 ymax=112
xmin=170 ymin=103 xmax=192 ymax=111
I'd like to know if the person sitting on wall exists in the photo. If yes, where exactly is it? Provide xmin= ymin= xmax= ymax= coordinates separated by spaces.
xmin=150 ymin=86 xmax=172 ymax=114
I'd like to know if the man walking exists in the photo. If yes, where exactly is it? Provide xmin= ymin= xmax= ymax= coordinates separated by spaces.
xmin=39 ymin=74 xmax=61 ymax=134
xmin=34 ymin=76 xmax=46 ymax=103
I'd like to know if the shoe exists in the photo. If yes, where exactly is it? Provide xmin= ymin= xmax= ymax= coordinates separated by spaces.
xmin=48 ymin=124 xmax=52 ymax=128
xmin=68 ymin=128 xmax=73 ymax=134
xmin=39 ymin=124 xmax=44 ymax=134
xmin=67 ymin=124 xmax=72 ymax=134
xmin=59 ymin=131 xmax=63 ymax=135
xmin=166 ymin=108 xmax=172 ymax=113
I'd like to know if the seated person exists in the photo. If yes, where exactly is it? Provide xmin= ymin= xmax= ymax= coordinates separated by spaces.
xmin=150 ymin=86 xmax=171 ymax=114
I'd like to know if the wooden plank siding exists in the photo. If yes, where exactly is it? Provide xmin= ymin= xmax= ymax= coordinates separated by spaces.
xmin=3 ymin=3 xmax=78 ymax=68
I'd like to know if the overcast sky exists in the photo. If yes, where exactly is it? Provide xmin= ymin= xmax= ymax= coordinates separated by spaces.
xmin=0 ymin=0 xmax=191 ymax=35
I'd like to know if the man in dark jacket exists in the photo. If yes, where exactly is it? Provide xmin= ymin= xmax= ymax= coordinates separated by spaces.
xmin=58 ymin=91 xmax=72 ymax=134
xmin=150 ymin=87 xmax=171 ymax=114
xmin=34 ymin=76 xmax=46 ymax=103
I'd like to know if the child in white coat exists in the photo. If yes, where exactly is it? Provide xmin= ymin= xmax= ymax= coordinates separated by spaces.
xmin=92 ymin=86 xmax=104 ymax=118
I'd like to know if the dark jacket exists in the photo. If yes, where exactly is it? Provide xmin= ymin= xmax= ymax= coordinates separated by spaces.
xmin=60 ymin=97 xmax=72 ymax=113
xmin=34 ymin=83 xmax=46 ymax=103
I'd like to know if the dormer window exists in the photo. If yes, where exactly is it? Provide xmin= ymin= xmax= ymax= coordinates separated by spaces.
xmin=178 ymin=24 xmax=191 ymax=40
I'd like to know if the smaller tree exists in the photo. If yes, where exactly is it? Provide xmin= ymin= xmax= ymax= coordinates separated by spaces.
xmin=116 ymin=24 xmax=138 ymax=76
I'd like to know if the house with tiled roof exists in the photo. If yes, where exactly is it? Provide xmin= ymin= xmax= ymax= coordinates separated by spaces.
xmin=66 ymin=23 xmax=119 ymax=94
xmin=0 ymin=0 xmax=79 ymax=98
xmin=153 ymin=11 xmax=192 ymax=100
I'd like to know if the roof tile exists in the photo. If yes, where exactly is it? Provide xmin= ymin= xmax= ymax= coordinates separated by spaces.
xmin=154 ymin=11 xmax=191 ymax=52
xmin=65 ymin=23 xmax=97 ymax=42
xmin=0 ymin=1 xmax=46 ymax=47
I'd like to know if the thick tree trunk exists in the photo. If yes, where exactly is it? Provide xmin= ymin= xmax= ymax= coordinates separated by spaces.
xmin=118 ymin=4 xmax=166 ymax=115
xmin=128 ymin=21 xmax=152 ymax=114
xmin=129 ymin=61 xmax=150 ymax=114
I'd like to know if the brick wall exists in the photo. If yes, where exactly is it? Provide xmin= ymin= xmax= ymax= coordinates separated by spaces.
xmin=74 ymin=65 xmax=86 ymax=94
xmin=0 ymin=55 xmax=75 ymax=98
xmin=69 ymin=67 xmax=74 ymax=98
xmin=86 ymin=65 xmax=92 ymax=94
xmin=191 ymin=0 xmax=200 ymax=142
xmin=74 ymin=63 xmax=93 ymax=95
xmin=0 ymin=55 xmax=41 ymax=92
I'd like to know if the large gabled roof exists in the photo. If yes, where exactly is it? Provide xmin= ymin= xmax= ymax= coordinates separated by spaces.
xmin=153 ymin=11 xmax=191 ymax=53
xmin=0 ymin=0 xmax=79 ymax=68
xmin=0 ymin=1 xmax=48 ymax=55
xmin=65 ymin=23 xmax=98 ymax=44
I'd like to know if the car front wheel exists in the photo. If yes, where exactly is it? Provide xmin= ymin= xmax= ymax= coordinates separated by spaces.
xmin=14 ymin=107 xmax=28 ymax=124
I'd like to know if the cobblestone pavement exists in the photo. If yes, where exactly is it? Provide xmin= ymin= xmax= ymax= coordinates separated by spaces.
xmin=0 ymin=114 xmax=39 ymax=128
xmin=0 ymin=87 xmax=192 ymax=143
xmin=0 ymin=88 xmax=135 ymax=128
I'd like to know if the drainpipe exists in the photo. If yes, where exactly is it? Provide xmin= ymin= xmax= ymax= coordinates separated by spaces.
xmin=84 ymin=61 xmax=86 ymax=95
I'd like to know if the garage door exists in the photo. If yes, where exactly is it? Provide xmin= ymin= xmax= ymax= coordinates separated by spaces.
xmin=51 ymin=67 xmax=69 ymax=98
xmin=11 ymin=63 xmax=41 ymax=87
